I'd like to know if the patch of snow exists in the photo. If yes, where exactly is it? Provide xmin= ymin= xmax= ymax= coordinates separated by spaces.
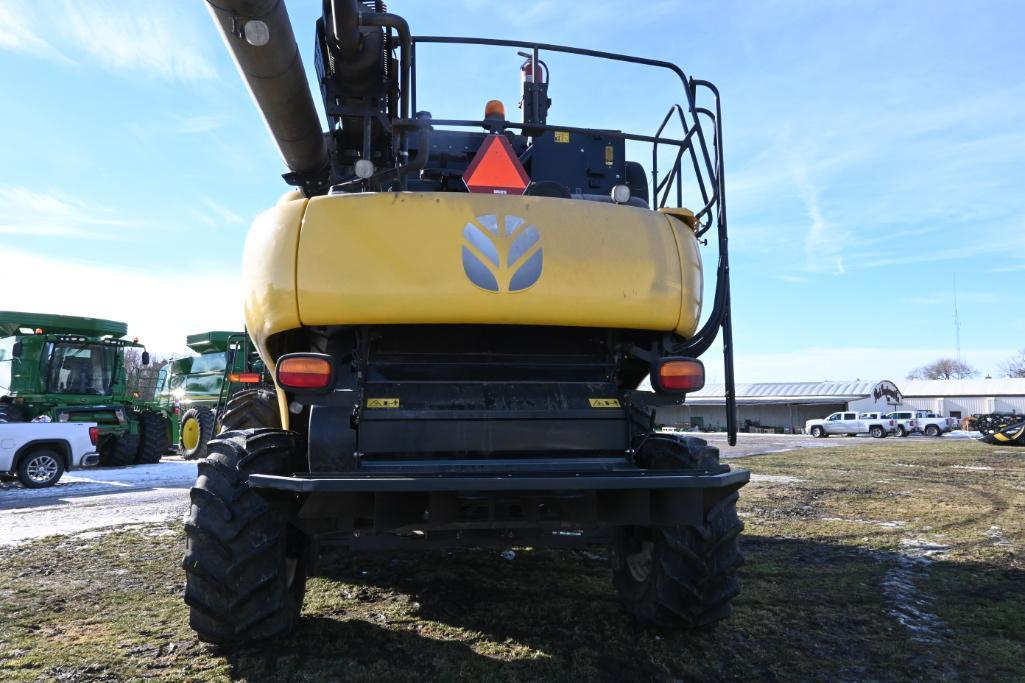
xmin=882 ymin=538 xmax=949 ymax=643
xmin=73 ymin=530 xmax=115 ymax=540
xmin=749 ymin=474 xmax=804 ymax=484
xmin=899 ymin=538 xmax=950 ymax=560
xmin=985 ymin=526 xmax=1010 ymax=546
xmin=948 ymin=465 xmax=993 ymax=471
xmin=821 ymin=517 xmax=906 ymax=528
xmin=945 ymin=430 xmax=983 ymax=439
xmin=3 ymin=459 xmax=197 ymax=500
xmin=0 ymin=487 xmax=189 ymax=547
xmin=891 ymin=463 xmax=923 ymax=468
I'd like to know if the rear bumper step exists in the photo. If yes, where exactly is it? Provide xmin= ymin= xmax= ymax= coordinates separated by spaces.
xmin=248 ymin=468 xmax=750 ymax=493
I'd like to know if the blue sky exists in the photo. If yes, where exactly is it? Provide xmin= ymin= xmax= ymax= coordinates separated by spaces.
xmin=1 ymin=0 xmax=1023 ymax=383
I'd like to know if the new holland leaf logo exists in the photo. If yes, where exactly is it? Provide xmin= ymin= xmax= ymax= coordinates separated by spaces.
xmin=461 ymin=214 xmax=543 ymax=292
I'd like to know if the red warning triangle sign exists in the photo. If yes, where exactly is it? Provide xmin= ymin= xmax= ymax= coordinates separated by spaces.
xmin=463 ymin=134 xmax=530 ymax=195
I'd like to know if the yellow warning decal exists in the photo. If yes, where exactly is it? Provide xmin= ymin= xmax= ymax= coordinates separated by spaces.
xmin=604 ymin=145 xmax=614 ymax=166
xmin=589 ymin=398 xmax=621 ymax=408
xmin=366 ymin=398 xmax=400 ymax=409
xmin=554 ymin=131 xmax=571 ymax=143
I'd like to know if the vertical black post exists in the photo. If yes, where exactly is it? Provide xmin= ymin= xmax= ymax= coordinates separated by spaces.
xmin=532 ymin=46 xmax=540 ymax=124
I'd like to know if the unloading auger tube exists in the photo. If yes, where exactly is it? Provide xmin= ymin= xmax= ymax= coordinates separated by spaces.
xmin=206 ymin=0 xmax=328 ymax=181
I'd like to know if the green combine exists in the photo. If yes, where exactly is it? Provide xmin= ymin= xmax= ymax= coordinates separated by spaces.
xmin=168 ymin=331 xmax=277 ymax=460
xmin=0 ymin=311 xmax=173 ymax=466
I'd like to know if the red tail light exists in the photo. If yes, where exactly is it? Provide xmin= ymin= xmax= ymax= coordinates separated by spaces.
xmin=88 ymin=427 xmax=99 ymax=445
xmin=652 ymin=357 xmax=705 ymax=393
xmin=276 ymin=354 xmax=334 ymax=391
xmin=228 ymin=372 xmax=262 ymax=383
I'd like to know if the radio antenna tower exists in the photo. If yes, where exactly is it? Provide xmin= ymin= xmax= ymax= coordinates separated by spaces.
xmin=953 ymin=274 xmax=961 ymax=362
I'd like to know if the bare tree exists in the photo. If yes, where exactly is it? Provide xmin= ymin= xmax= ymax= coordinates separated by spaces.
xmin=906 ymin=358 xmax=978 ymax=380
xmin=1001 ymin=349 xmax=1025 ymax=378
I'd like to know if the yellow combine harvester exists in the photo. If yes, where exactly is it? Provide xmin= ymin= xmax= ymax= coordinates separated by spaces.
xmin=186 ymin=0 xmax=747 ymax=644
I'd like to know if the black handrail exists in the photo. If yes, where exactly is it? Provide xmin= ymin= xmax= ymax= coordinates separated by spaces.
xmin=407 ymin=36 xmax=736 ymax=445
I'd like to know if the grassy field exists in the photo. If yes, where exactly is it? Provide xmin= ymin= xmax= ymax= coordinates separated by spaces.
xmin=1 ymin=439 xmax=1022 ymax=681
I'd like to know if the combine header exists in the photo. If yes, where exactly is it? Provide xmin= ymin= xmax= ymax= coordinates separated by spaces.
xmin=185 ymin=0 xmax=746 ymax=643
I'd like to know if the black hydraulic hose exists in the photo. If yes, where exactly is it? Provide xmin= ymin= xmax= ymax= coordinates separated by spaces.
xmin=359 ymin=12 xmax=411 ymax=122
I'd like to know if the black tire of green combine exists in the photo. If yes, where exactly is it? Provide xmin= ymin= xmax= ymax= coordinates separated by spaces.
xmin=182 ymin=429 xmax=307 ymax=645
xmin=612 ymin=490 xmax=744 ymax=629
xmin=137 ymin=412 xmax=170 ymax=464
xmin=180 ymin=407 xmax=216 ymax=461
xmin=217 ymin=388 xmax=281 ymax=433
xmin=0 ymin=402 xmax=26 ymax=423
xmin=100 ymin=434 xmax=140 ymax=467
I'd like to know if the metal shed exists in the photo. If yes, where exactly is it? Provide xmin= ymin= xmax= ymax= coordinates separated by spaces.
xmin=647 ymin=380 xmax=903 ymax=433
xmin=895 ymin=379 xmax=1025 ymax=419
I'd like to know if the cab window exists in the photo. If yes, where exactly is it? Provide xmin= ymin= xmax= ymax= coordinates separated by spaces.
xmin=844 ymin=413 xmax=856 ymax=420
xmin=827 ymin=414 xmax=841 ymax=421
xmin=191 ymin=352 xmax=227 ymax=374
xmin=46 ymin=343 xmax=117 ymax=395
xmin=0 ymin=336 xmax=14 ymax=396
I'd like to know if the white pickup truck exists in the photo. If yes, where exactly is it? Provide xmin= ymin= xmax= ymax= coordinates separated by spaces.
xmin=806 ymin=411 xmax=897 ymax=439
xmin=885 ymin=410 xmax=958 ymax=437
xmin=0 ymin=422 xmax=100 ymax=488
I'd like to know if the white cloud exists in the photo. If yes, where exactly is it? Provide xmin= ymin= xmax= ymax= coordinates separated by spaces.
xmin=0 ymin=1 xmax=71 ymax=62
xmin=731 ymin=347 xmax=1016 ymax=384
xmin=0 ymin=1 xmax=217 ymax=81
xmin=790 ymin=160 xmax=848 ymax=276
xmin=202 ymin=197 xmax=246 ymax=226
xmin=0 ymin=185 xmax=132 ymax=239
xmin=2 ymin=247 xmax=242 ymax=356
xmin=990 ymin=263 xmax=1025 ymax=273
xmin=176 ymin=115 xmax=229 ymax=134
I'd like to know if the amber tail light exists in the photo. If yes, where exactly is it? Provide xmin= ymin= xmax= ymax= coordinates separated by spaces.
xmin=276 ymin=354 xmax=335 ymax=391
xmin=651 ymin=357 xmax=705 ymax=394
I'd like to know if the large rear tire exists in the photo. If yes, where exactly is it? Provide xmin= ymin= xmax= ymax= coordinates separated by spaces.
xmin=0 ymin=402 xmax=26 ymax=423
xmin=180 ymin=407 xmax=216 ymax=460
xmin=137 ymin=412 xmax=170 ymax=464
xmin=612 ymin=491 xmax=744 ymax=628
xmin=100 ymin=433 xmax=139 ymax=467
xmin=182 ymin=429 xmax=307 ymax=645
xmin=925 ymin=424 xmax=942 ymax=437
xmin=217 ymin=389 xmax=281 ymax=433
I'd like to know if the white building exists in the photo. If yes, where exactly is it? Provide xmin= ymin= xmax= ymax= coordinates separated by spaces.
xmin=894 ymin=378 xmax=1025 ymax=420
xmin=648 ymin=378 xmax=1025 ymax=432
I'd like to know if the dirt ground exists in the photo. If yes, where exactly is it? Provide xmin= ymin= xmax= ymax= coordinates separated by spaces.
xmin=0 ymin=439 xmax=1021 ymax=681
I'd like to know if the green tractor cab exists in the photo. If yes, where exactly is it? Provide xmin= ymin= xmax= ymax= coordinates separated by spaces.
xmin=0 ymin=311 xmax=173 ymax=466
xmin=169 ymin=331 xmax=276 ymax=460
